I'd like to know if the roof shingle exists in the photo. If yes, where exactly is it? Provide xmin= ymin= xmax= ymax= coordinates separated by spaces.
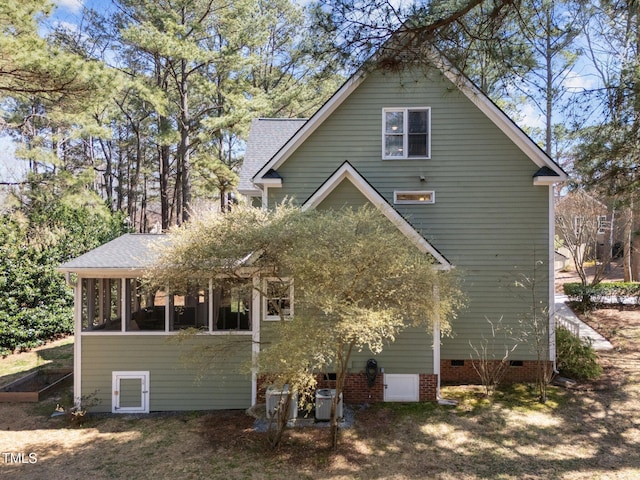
xmin=58 ymin=234 xmax=166 ymax=271
xmin=238 ymin=118 xmax=306 ymax=195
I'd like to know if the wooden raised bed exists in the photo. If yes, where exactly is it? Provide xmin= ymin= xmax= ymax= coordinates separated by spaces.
xmin=0 ymin=368 xmax=73 ymax=402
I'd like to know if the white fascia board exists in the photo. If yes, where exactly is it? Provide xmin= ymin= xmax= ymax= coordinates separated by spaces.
xmin=57 ymin=268 xmax=148 ymax=278
xmin=238 ymin=187 xmax=262 ymax=197
xmin=260 ymin=178 xmax=282 ymax=187
xmin=302 ymin=162 xmax=452 ymax=270
xmin=534 ymin=176 xmax=564 ymax=186
xmin=253 ymin=74 xmax=364 ymax=183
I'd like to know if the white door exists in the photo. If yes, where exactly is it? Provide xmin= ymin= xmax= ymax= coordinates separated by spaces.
xmin=112 ymin=371 xmax=149 ymax=413
xmin=383 ymin=374 xmax=419 ymax=402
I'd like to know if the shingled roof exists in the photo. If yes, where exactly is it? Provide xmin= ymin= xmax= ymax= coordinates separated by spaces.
xmin=58 ymin=234 xmax=167 ymax=275
xmin=238 ymin=118 xmax=307 ymax=196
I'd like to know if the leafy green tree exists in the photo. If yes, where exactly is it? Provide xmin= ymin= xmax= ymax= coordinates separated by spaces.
xmin=511 ymin=0 xmax=582 ymax=155
xmin=0 ymin=0 xmax=111 ymax=103
xmin=0 ymin=176 xmax=127 ymax=355
xmin=148 ymin=204 xmax=462 ymax=448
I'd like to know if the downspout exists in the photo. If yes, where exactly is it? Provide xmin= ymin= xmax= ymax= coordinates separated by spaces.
xmin=433 ymin=316 xmax=441 ymax=399
xmin=251 ymin=276 xmax=261 ymax=405
xmin=434 ymin=277 xmax=457 ymax=405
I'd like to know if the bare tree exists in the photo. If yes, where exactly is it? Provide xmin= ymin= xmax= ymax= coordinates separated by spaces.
xmin=556 ymin=189 xmax=615 ymax=287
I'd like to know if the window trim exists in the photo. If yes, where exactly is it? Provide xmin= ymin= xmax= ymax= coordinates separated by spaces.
xmin=393 ymin=190 xmax=435 ymax=205
xmin=382 ymin=107 xmax=431 ymax=160
xmin=263 ymin=278 xmax=294 ymax=321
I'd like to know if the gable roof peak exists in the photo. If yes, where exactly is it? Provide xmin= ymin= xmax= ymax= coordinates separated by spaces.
xmin=251 ymin=49 xmax=566 ymax=185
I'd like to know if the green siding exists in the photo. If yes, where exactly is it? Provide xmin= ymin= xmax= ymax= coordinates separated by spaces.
xmin=119 ymin=378 xmax=142 ymax=408
xmin=260 ymin=322 xmax=433 ymax=374
xmin=81 ymin=335 xmax=251 ymax=412
xmin=315 ymin=178 xmax=370 ymax=210
xmin=350 ymin=327 xmax=434 ymax=374
xmin=269 ymin=66 xmax=551 ymax=361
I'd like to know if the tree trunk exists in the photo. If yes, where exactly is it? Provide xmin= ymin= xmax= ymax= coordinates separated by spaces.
xmin=179 ymin=55 xmax=191 ymax=224
xmin=624 ymin=205 xmax=634 ymax=282
xmin=158 ymin=116 xmax=171 ymax=231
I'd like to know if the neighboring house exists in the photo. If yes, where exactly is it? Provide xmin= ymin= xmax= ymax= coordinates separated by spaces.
xmin=59 ymin=51 xmax=566 ymax=413
xmin=555 ymin=190 xmax=615 ymax=269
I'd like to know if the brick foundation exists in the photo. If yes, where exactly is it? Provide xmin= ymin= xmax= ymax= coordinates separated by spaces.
xmin=440 ymin=359 xmax=553 ymax=384
xmin=256 ymin=360 xmax=550 ymax=405
xmin=258 ymin=372 xmax=439 ymax=405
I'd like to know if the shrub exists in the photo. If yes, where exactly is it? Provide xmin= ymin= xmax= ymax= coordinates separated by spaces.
xmin=555 ymin=327 xmax=602 ymax=380
xmin=563 ymin=282 xmax=640 ymax=310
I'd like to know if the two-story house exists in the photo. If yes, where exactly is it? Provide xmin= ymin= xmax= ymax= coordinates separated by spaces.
xmin=59 ymin=51 xmax=566 ymax=413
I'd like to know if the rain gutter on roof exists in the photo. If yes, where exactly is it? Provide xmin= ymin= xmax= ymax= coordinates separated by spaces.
xmin=56 ymin=267 xmax=149 ymax=278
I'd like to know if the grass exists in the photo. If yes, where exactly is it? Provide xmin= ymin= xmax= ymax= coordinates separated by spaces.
xmin=0 ymin=336 xmax=73 ymax=387
xmin=1 ymin=320 xmax=639 ymax=479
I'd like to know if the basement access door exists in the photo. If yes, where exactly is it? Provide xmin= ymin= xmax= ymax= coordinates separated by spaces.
xmin=112 ymin=371 xmax=149 ymax=413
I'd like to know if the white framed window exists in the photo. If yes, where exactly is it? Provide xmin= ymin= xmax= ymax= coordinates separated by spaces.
xmin=383 ymin=107 xmax=431 ymax=159
xmin=263 ymin=278 xmax=293 ymax=321
xmin=597 ymin=215 xmax=609 ymax=234
xmin=393 ymin=190 xmax=435 ymax=204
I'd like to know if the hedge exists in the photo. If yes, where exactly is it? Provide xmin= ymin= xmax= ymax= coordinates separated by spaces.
xmin=563 ymin=282 xmax=640 ymax=305
xmin=0 ymin=306 xmax=73 ymax=357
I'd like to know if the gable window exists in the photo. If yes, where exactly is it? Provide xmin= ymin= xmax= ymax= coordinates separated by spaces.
xmin=383 ymin=108 xmax=430 ymax=159
xmin=394 ymin=191 xmax=435 ymax=204
xmin=264 ymin=278 xmax=293 ymax=321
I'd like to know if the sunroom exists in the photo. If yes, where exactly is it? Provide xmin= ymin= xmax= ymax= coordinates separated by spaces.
xmin=58 ymin=233 xmax=287 ymax=334
xmin=58 ymin=233 xmax=296 ymax=412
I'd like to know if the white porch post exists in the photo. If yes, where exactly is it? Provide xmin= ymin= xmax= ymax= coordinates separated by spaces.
xmin=74 ymin=278 xmax=82 ymax=409
xmin=251 ymin=276 xmax=261 ymax=405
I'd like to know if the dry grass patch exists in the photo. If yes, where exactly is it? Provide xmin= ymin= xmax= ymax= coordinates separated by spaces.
xmin=0 ymin=336 xmax=73 ymax=386
xmin=2 ymin=304 xmax=640 ymax=479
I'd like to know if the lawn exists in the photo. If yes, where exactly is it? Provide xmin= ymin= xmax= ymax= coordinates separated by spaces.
xmin=0 ymin=336 xmax=73 ymax=385
xmin=0 ymin=312 xmax=639 ymax=480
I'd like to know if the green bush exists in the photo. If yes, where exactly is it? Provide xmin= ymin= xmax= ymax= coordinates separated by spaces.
xmin=563 ymin=282 xmax=640 ymax=308
xmin=555 ymin=327 xmax=602 ymax=380
xmin=0 ymin=180 xmax=127 ymax=355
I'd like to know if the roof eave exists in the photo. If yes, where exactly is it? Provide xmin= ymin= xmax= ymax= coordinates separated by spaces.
xmin=534 ymin=175 xmax=566 ymax=186
xmin=253 ymin=74 xmax=364 ymax=182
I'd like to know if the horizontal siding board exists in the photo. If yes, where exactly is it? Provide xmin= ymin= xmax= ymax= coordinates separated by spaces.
xmin=350 ymin=327 xmax=434 ymax=374
xmin=261 ymin=321 xmax=434 ymax=374
xmin=81 ymin=335 xmax=251 ymax=412
xmin=268 ymin=65 xmax=551 ymax=361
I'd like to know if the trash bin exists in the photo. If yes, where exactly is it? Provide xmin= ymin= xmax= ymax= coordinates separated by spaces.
xmin=315 ymin=388 xmax=343 ymax=421
xmin=265 ymin=385 xmax=298 ymax=421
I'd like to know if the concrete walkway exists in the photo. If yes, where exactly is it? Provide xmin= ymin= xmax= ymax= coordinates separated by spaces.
xmin=555 ymin=295 xmax=613 ymax=351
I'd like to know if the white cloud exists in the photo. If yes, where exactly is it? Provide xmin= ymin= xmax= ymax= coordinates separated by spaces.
xmin=563 ymin=70 xmax=597 ymax=92
xmin=518 ymin=103 xmax=544 ymax=130
xmin=52 ymin=0 xmax=84 ymax=14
